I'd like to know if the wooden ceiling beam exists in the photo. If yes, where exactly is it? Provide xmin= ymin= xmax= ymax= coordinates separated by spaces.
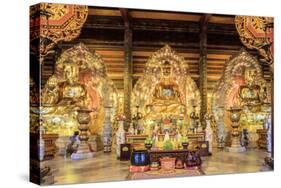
xmin=95 ymin=50 xmax=124 ymax=57
xmin=200 ymin=14 xmax=212 ymax=26
xmin=130 ymin=11 xmax=201 ymax=22
xmin=120 ymin=8 xmax=132 ymax=28
xmin=88 ymin=8 xmax=235 ymax=25
xmin=209 ymin=15 xmax=235 ymax=24
xmin=207 ymin=54 xmax=232 ymax=60
xmin=88 ymin=8 xmax=121 ymax=16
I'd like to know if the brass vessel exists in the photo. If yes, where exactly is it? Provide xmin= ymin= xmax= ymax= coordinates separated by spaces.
xmin=226 ymin=107 xmax=246 ymax=152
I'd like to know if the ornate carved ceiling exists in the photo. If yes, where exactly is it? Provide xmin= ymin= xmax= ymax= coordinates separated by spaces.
xmin=30 ymin=3 xmax=88 ymax=62
xmin=235 ymin=16 xmax=274 ymax=68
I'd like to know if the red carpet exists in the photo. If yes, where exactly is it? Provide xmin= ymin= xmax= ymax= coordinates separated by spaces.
xmin=129 ymin=168 xmax=204 ymax=180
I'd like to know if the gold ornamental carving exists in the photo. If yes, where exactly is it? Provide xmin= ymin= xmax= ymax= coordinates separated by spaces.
xmin=32 ymin=43 xmax=119 ymax=136
xmin=212 ymin=49 xmax=271 ymax=146
xmin=213 ymin=49 xmax=269 ymax=109
xmin=30 ymin=3 xmax=88 ymax=62
xmin=235 ymin=16 xmax=274 ymax=67
xmin=132 ymin=45 xmax=201 ymax=129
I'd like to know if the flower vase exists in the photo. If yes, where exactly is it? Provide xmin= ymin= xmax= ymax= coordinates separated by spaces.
xmin=145 ymin=144 xmax=152 ymax=150
xmin=182 ymin=142 xmax=189 ymax=150
xmin=116 ymin=120 xmax=125 ymax=158
xmin=103 ymin=106 xmax=112 ymax=153
xmin=226 ymin=107 xmax=246 ymax=153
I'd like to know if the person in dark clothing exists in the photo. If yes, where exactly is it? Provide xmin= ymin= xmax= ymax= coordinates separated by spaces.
xmin=65 ymin=131 xmax=80 ymax=158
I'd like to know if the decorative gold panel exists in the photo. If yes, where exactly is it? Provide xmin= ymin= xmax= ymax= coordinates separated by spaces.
xmin=235 ymin=16 xmax=274 ymax=67
xmin=30 ymin=3 xmax=88 ymax=61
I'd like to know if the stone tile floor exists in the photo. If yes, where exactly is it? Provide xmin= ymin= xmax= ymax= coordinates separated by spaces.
xmin=201 ymin=149 xmax=271 ymax=175
xmin=52 ymin=148 xmax=272 ymax=185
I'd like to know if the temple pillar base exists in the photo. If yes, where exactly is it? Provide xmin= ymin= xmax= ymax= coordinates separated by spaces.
xmin=71 ymin=143 xmax=95 ymax=160
xmin=247 ymin=141 xmax=257 ymax=149
xmin=226 ymin=146 xmax=246 ymax=153
xmin=71 ymin=152 xmax=95 ymax=160
xmin=88 ymin=135 xmax=98 ymax=152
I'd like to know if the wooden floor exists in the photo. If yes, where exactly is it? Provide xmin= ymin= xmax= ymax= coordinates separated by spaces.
xmin=51 ymin=148 xmax=272 ymax=185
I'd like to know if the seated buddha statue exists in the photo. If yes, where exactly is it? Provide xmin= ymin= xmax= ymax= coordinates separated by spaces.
xmin=238 ymin=67 xmax=269 ymax=146
xmin=40 ymin=60 xmax=89 ymax=135
xmin=238 ymin=67 xmax=264 ymax=110
xmin=145 ymin=61 xmax=185 ymax=119
xmin=41 ymin=75 xmax=60 ymax=106
xmin=55 ymin=60 xmax=88 ymax=113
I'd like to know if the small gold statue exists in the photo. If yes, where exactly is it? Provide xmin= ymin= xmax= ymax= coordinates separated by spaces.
xmin=238 ymin=67 xmax=265 ymax=110
xmin=41 ymin=75 xmax=60 ymax=105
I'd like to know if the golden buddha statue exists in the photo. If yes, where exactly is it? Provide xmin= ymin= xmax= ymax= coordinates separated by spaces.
xmin=41 ymin=75 xmax=60 ymax=105
xmin=146 ymin=61 xmax=185 ymax=119
xmin=132 ymin=45 xmax=201 ymax=138
xmin=238 ymin=67 xmax=265 ymax=111
xmin=238 ymin=66 xmax=270 ymax=146
xmin=40 ymin=60 xmax=89 ymax=136
xmin=58 ymin=61 xmax=87 ymax=108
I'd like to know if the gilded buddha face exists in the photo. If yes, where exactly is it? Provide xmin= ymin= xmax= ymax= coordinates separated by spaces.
xmin=244 ymin=67 xmax=257 ymax=86
xmin=162 ymin=61 xmax=172 ymax=76
xmin=63 ymin=60 xmax=79 ymax=84
xmin=46 ymin=75 xmax=59 ymax=89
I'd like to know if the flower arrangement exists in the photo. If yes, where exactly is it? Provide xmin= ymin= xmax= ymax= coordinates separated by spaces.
xmin=144 ymin=137 xmax=153 ymax=145
xmin=144 ymin=137 xmax=153 ymax=150
xmin=181 ymin=136 xmax=189 ymax=149
xmin=181 ymin=136 xmax=189 ymax=143
xmin=163 ymin=140 xmax=174 ymax=150
xmin=116 ymin=114 xmax=126 ymax=121
xmin=163 ymin=118 xmax=171 ymax=124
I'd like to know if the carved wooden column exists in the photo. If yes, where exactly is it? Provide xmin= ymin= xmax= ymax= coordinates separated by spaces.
xmin=199 ymin=14 xmax=211 ymax=125
xmin=121 ymin=9 xmax=133 ymax=129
